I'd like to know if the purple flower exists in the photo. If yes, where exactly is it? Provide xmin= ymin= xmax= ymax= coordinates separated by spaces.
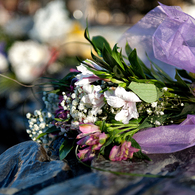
xmin=109 ymin=141 xmax=139 ymax=161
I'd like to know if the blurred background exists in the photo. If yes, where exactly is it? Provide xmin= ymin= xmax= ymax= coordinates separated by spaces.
xmin=0 ymin=0 xmax=194 ymax=154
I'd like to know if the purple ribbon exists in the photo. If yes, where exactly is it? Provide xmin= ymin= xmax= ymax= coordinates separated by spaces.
xmin=133 ymin=115 xmax=195 ymax=154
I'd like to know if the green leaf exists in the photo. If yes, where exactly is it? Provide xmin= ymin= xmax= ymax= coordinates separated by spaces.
xmin=59 ymin=139 xmax=75 ymax=160
xmin=91 ymin=51 xmax=111 ymax=71
xmin=137 ymin=117 xmax=154 ymax=130
xmin=125 ymin=43 xmax=153 ymax=78
xmin=132 ymin=78 xmax=165 ymax=88
xmin=128 ymin=49 xmax=146 ymax=79
xmin=92 ymin=36 xmax=112 ymax=54
xmin=174 ymin=103 xmax=195 ymax=118
xmin=36 ymin=126 xmax=60 ymax=140
xmin=129 ymin=81 xmax=163 ymax=103
xmin=99 ymin=129 xmax=120 ymax=154
xmin=85 ymin=66 xmax=112 ymax=79
xmin=150 ymin=65 xmax=165 ymax=83
xmin=54 ymin=118 xmax=69 ymax=123
xmin=84 ymin=26 xmax=100 ymax=55
xmin=102 ymin=45 xmax=118 ymax=70
xmin=177 ymin=69 xmax=194 ymax=82
xmin=175 ymin=70 xmax=189 ymax=89
xmin=112 ymin=44 xmax=125 ymax=71
xmin=146 ymin=53 xmax=173 ymax=82
xmin=125 ymin=42 xmax=133 ymax=56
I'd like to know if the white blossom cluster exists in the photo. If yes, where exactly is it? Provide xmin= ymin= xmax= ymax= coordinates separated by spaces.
xmin=138 ymin=88 xmax=184 ymax=126
xmin=60 ymin=84 xmax=104 ymax=128
xmin=30 ymin=0 xmax=72 ymax=45
xmin=8 ymin=40 xmax=50 ymax=83
xmin=42 ymin=92 xmax=59 ymax=113
xmin=26 ymin=110 xmax=55 ymax=146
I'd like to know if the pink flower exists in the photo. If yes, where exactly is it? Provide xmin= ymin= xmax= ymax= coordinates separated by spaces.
xmin=76 ymin=124 xmax=101 ymax=139
xmin=109 ymin=141 xmax=139 ymax=161
xmin=75 ymin=60 xmax=104 ymax=86
xmin=77 ymin=146 xmax=95 ymax=162
xmin=76 ymin=124 xmax=108 ymax=161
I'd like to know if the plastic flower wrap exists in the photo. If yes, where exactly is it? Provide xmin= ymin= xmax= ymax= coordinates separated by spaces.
xmin=118 ymin=2 xmax=195 ymax=78
xmin=26 ymin=3 xmax=195 ymax=162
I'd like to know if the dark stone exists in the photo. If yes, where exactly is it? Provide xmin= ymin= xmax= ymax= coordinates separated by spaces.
xmin=0 ymin=141 xmax=72 ymax=195
xmin=35 ymin=146 xmax=195 ymax=195
xmin=47 ymin=136 xmax=91 ymax=177
xmin=2 ymin=140 xmax=195 ymax=194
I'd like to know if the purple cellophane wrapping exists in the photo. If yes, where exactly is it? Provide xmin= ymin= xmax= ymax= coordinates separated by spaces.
xmin=118 ymin=3 xmax=195 ymax=153
xmin=133 ymin=115 xmax=195 ymax=154
xmin=153 ymin=3 xmax=195 ymax=73
xmin=118 ymin=3 xmax=195 ymax=77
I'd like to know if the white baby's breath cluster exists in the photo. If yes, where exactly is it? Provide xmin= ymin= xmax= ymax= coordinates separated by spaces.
xmin=26 ymin=110 xmax=55 ymax=146
xmin=60 ymin=84 xmax=104 ymax=130
xmin=138 ymin=89 xmax=184 ymax=126
xmin=42 ymin=92 xmax=59 ymax=112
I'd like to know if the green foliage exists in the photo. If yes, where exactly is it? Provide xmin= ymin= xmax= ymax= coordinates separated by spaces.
xmin=36 ymin=126 xmax=60 ymax=140
xmin=59 ymin=139 xmax=75 ymax=160
xmin=128 ymin=82 xmax=163 ymax=103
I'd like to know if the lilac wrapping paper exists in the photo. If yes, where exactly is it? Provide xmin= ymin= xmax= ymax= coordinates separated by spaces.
xmin=118 ymin=3 xmax=195 ymax=78
xmin=118 ymin=4 xmax=195 ymax=154
xmin=133 ymin=115 xmax=195 ymax=154
xmin=153 ymin=3 xmax=195 ymax=73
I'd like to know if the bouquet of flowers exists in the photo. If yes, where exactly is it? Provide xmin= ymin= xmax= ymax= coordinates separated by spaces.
xmin=26 ymin=3 xmax=195 ymax=162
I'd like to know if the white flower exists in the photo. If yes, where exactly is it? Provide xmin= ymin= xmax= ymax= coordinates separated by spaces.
xmin=8 ymin=40 xmax=50 ymax=83
xmin=81 ymin=84 xmax=105 ymax=115
xmin=29 ymin=0 xmax=72 ymax=45
xmin=26 ymin=113 xmax=31 ymax=119
xmin=160 ymin=111 xmax=164 ymax=115
xmin=155 ymin=120 xmax=161 ymax=126
xmin=104 ymin=87 xmax=141 ymax=124
xmin=39 ymin=122 xmax=46 ymax=129
xmin=151 ymin=102 xmax=158 ymax=108
xmin=162 ymin=87 xmax=168 ymax=91
xmin=75 ymin=60 xmax=104 ymax=86
xmin=146 ymin=109 xmax=152 ymax=115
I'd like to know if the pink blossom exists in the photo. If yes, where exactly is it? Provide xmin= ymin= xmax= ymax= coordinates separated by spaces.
xmin=75 ymin=60 xmax=104 ymax=86
xmin=109 ymin=141 xmax=139 ymax=161
xmin=77 ymin=146 xmax=95 ymax=161
xmin=76 ymin=124 xmax=101 ymax=139
xmin=76 ymin=124 xmax=108 ymax=161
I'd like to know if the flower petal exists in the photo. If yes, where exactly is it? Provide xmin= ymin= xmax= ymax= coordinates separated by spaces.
xmin=76 ymin=124 xmax=100 ymax=138
xmin=115 ymin=87 xmax=141 ymax=102
xmin=109 ymin=145 xmax=120 ymax=161
xmin=105 ymin=95 xmax=125 ymax=108
xmin=115 ymin=109 xmax=129 ymax=124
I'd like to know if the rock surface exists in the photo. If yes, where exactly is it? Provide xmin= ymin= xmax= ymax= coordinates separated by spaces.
xmin=1 ymin=141 xmax=195 ymax=194
xmin=0 ymin=141 xmax=72 ymax=195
